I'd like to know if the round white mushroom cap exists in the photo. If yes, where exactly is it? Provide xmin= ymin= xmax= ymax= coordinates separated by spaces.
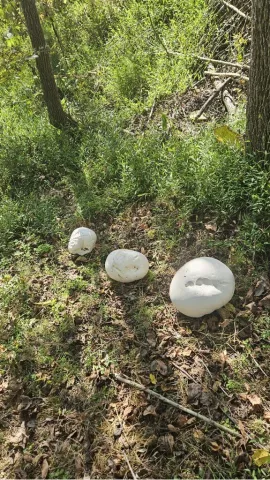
xmin=169 ymin=257 xmax=235 ymax=318
xmin=68 ymin=227 xmax=97 ymax=256
xmin=105 ymin=249 xmax=149 ymax=283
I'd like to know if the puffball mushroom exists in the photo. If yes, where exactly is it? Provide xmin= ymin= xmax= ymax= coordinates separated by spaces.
xmin=105 ymin=249 xmax=149 ymax=283
xmin=169 ymin=257 xmax=235 ymax=318
xmin=68 ymin=227 xmax=97 ymax=255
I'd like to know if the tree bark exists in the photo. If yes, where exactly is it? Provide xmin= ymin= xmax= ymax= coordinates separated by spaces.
xmin=20 ymin=0 xmax=76 ymax=130
xmin=246 ymin=0 xmax=270 ymax=158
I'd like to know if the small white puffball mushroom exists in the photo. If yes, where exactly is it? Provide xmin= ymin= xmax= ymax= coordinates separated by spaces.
xmin=68 ymin=227 xmax=97 ymax=256
xmin=105 ymin=249 xmax=149 ymax=283
xmin=169 ymin=257 xmax=235 ymax=318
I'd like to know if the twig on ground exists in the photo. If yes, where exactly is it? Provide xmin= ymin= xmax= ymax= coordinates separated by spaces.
xmin=171 ymin=361 xmax=200 ymax=384
xmin=249 ymin=354 xmax=267 ymax=376
xmin=198 ymin=56 xmax=249 ymax=70
xmin=114 ymin=374 xmax=241 ymax=438
xmin=222 ymin=0 xmax=251 ymax=20
xmin=194 ymin=77 xmax=232 ymax=120
xmin=204 ymin=71 xmax=249 ymax=81
xmin=123 ymin=451 xmax=138 ymax=480
xmin=167 ymin=51 xmax=249 ymax=70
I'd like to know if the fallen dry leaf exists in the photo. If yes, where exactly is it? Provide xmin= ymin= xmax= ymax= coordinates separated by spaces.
xmin=143 ymin=405 xmax=157 ymax=416
xmin=123 ymin=406 xmax=133 ymax=419
xmin=17 ymin=395 xmax=32 ymax=411
xmin=158 ymin=434 xmax=174 ymax=453
xmin=264 ymin=411 xmax=270 ymax=423
xmin=75 ymin=256 xmax=88 ymax=263
xmin=200 ymin=391 xmax=214 ymax=407
xmin=239 ymin=393 xmax=248 ymax=401
xmin=177 ymin=415 xmax=189 ymax=427
xmin=204 ymin=222 xmax=217 ymax=233
xmin=245 ymin=286 xmax=254 ymax=303
xmin=210 ymin=441 xmax=221 ymax=452
xmin=182 ymin=348 xmax=192 ymax=357
xmin=237 ymin=420 xmax=247 ymax=441
xmin=146 ymin=330 xmax=157 ymax=347
xmin=41 ymin=458 xmax=49 ymax=479
xmin=254 ymin=278 xmax=269 ymax=297
xmin=193 ymin=429 xmax=204 ymax=441
xmin=150 ymin=359 xmax=168 ymax=376
xmin=245 ymin=302 xmax=258 ymax=314
xmin=219 ymin=318 xmax=233 ymax=328
xmin=187 ymin=383 xmax=202 ymax=404
xmin=8 ymin=422 xmax=27 ymax=447
xmin=167 ymin=424 xmax=179 ymax=433
xmin=259 ymin=294 xmax=270 ymax=310
xmin=247 ymin=394 xmax=262 ymax=407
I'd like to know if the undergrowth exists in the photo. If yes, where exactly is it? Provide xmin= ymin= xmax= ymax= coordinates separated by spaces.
xmin=0 ymin=102 xmax=269 ymax=259
xmin=0 ymin=1 xmax=270 ymax=478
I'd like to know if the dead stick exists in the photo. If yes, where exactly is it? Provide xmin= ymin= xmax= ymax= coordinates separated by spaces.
xmin=194 ymin=77 xmax=232 ymax=120
xmin=167 ymin=51 xmax=249 ymax=70
xmin=114 ymin=374 xmax=241 ymax=438
xmin=198 ymin=56 xmax=249 ymax=70
xmin=222 ymin=0 xmax=251 ymax=20
xmin=123 ymin=451 xmax=138 ymax=480
xmin=204 ymin=71 xmax=249 ymax=81
xmin=171 ymin=361 xmax=200 ymax=384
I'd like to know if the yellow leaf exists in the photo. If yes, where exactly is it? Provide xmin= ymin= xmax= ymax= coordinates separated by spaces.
xmin=214 ymin=126 xmax=243 ymax=146
xmin=211 ymin=441 xmax=221 ymax=451
xmin=193 ymin=430 xmax=204 ymax=441
xmin=149 ymin=373 xmax=157 ymax=385
xmin=252 ymin=449 xmax=270 ymax=467
xmin=34 ymin=299 xmax=56 ymax=306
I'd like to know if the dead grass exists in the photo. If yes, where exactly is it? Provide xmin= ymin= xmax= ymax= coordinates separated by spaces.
xmin=0 ymin=202 xmax=269 ymax=479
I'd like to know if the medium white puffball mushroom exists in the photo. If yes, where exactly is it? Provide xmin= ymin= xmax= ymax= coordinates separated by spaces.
xmin=68 ymin=227 xmax=97 ymax=256
xmin=105 ymin=249 xmax=149 ymax=283
xmin=169 ymin=257 xmax=235 ymax=318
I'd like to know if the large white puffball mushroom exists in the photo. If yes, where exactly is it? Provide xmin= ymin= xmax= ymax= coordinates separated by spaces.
xmin=105 ymin=249 xmax=149 ymax=283
xmin=68 ymin=227 xmax=97 ymax=256
xmin=169 ymin=257 xmax=235 ymax=318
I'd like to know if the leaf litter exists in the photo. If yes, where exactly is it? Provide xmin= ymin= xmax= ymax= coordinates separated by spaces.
xmin=1 ymin=203 xmax=270 ymax=479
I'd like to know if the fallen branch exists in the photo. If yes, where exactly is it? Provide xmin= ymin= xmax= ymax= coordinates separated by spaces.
xmin=214 ymin=80 xmax=236 ymax=116
xmin=167 ymin=51 xmax=249 ymax=70
xmin=193 ymin=77 xmax=232 ymax=120
xmin=222 ymin=0 xmax=251 ymax=20
xmin=123 ymin=451 xmax=138 ymax=480
xmin=223 ymin=90 xmax=236 ymax=115
xmin=198 ymin=56 xmax=250 ymax=70
xmin=114 ymin=374 xmax=241 ymax=438
xmin=204 ymin=71 xmax=249 ymax=81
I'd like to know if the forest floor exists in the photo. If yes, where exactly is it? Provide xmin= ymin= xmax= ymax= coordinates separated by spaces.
xmin=0 ymin=198 xmax=270 ymax=479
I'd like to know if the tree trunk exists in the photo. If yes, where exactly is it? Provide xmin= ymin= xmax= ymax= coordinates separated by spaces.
xmin=246 ymin=0 xmax=270 ymax=158
xmin=20 ymin=0 xmax=76 ymax=130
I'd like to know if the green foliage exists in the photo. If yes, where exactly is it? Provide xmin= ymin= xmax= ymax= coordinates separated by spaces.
xmin=0 ymin=0 xmax=269 ymax=259
xmin=102 ymin=0 xmax=209 ymax=108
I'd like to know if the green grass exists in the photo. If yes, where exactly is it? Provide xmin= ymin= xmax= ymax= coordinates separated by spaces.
xmin=0 ymin=0 xmax=270 ymax=478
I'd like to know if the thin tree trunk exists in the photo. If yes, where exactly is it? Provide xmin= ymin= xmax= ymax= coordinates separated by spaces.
xmin=20 ymin=0 xmax=76 ymax=130
xmin=246 ymin=0 xmax=270 ymax=158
